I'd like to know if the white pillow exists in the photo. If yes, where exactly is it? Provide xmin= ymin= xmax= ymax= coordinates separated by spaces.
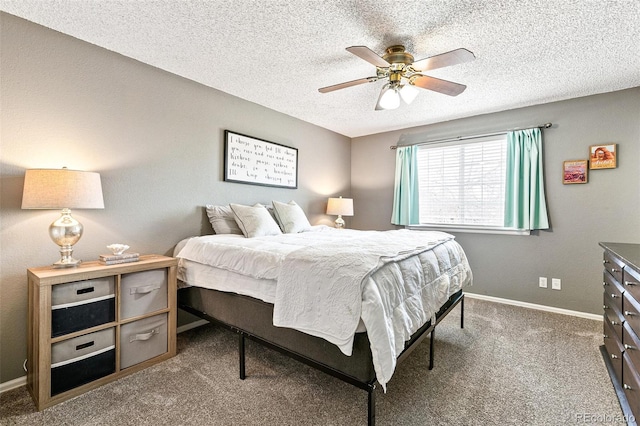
xmin=229 ymin=203 xmax=282 ymax=238
xmin=205 ymin=205 xmax=243 ymax=235
xmin=272 ymin=200 xmax=311 ymax=233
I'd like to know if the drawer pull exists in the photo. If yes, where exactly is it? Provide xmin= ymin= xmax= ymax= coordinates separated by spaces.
xmin=611 ymin=321 xmax=620 ymax=326
xmin=611 ymin=268 xmax=620 ymax=273
xmin=604 ymin=334 xmax=609 ymax=338
xmin=129 ymin=283 xmax=162 ymax=295
xmin=625 ymin=281 xmax=638 ymax=286
xmin=76 ymin=341 xmax=95 ymax=351
xmin=611 ymin=354 xmax=618 ymax=359
xmin=611 ymin=293 xmax=619 ymax=298
xmin=624 ymin=344 xmax=636 ymax=350
xmin=623 ymin=384 xmax=633 ymax=390
xmin=130 ymin=328 xmax=158 ymax=343
xmin=603 ymin=260 xmax=610 ymax=264
xmin=624 ymin=311 xmax=636 ymax=316
xmin=77 ymin=287 xmax=95 ymax=295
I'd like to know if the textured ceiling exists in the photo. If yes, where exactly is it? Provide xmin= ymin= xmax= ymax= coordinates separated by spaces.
xmin=1 ymin=0 xmax=639 ymax=137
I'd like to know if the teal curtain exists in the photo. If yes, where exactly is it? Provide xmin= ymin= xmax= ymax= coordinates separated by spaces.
xmin=391 ymin=145 xmax=420 ymax=225
xmin=504 ymin=128 xmax=549 ymax=230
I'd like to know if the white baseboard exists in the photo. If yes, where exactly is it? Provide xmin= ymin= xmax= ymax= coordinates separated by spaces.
xmin=0 ymin=376 xmax=26 ymax=394
xmin=0 ymin=319 xmax=211 ymax=395
xmin=464 ymin=292 xmax=602 ymax=321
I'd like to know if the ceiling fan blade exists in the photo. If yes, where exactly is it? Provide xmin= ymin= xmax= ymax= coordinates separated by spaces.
xmin=346 ymin=46 xmax=390 ymax=68
xmin=411 ymin=75 xmax=467 ymax=96
xmin=411 ymin=48 xmax=475 ymax=72
xmin=318 ymin=76 xmax=378 ymax=93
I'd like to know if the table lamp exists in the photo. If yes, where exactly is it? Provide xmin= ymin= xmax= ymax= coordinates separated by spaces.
xmin=326 ymin=196 xmax=353 ymax=229
xmin=22 ymin=168 xmax=104 ymax=267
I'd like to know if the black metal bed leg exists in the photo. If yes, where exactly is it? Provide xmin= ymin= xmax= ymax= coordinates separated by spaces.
xmin=461 ymin=295 xmax=465 ymax=329
xmin=367 ymin=384 xmax=376 ymax=426
xmin=238 ymin=332 xmax=246 ymax=380
xmin=428 ymin=328 xmax=435 ymax=370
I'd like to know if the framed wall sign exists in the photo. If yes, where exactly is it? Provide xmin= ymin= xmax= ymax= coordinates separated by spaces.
xmin=224 ymin=130 xmax=298 ymax=189
xmin=563 ymin=160 xmax=588 ymax=184
xmin=589 ymin=143 xmax=617 ymax=169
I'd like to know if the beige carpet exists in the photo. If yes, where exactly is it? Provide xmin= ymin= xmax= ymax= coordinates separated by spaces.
xmin=0 ymin=298 xmax=623 ymax=425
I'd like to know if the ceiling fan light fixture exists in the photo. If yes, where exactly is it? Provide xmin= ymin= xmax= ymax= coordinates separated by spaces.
xmin=377 ymin=84 xmax=400 ymax=110
xmin=399 ymin=83 xmax=419 ymax=104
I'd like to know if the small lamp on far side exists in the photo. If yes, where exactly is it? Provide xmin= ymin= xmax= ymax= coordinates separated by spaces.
xmin=22 ymin=168 xmax=104 ymax=268
xmin=326 ymin=196 xmax=354 ymax=229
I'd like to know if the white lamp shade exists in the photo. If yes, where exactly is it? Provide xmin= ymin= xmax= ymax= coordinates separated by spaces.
xmin=22 ymin=168 xmax=104 ymax=209
xmin=400 ymin=84 xmax=419 ymax=104
xmin=378 ymin=86 xmax=400 ymax=110
xmin=326 ymin=197 xmax=354 ymax=216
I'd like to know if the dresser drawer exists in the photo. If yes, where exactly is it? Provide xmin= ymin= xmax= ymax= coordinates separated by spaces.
xmin=604 ymin=272 xmax=625 ymax=310
xmin=623 ymin=322 xmax=640 ymax=372
xmin=604 ymin=293 xmax=625 ymax=340
xmin=623 ymin=266 xmax=640 ymax=302
xmin=623 ymin=294 xmax=640 ymax=341
xmin=603 ymin=252 xmax=625 ymax=283
xmin=120 ymin=269 xmax=168 ymax=320
xmin=120 ymin=313 xmax=168 ymax=369
xmin=622 ymin=353 xmax=640 ymax=421
xmin=604 ymin=319 xmax=625 ymax=383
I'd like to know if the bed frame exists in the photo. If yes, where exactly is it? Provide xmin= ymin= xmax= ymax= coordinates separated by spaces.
xmin=178 ymin=287 xmax=464 ymax=425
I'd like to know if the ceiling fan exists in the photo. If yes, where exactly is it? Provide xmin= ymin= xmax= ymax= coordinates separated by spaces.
xmin=318 ymin=45 xmax=475 ymax=110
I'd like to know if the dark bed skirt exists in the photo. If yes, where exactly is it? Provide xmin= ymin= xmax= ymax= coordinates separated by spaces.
xmin=178 ymin=287 xmax=464 ymax=385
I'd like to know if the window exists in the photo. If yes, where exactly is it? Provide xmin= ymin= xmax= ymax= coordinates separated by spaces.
xmin=416 ymin=135 xmax=507 ymax=227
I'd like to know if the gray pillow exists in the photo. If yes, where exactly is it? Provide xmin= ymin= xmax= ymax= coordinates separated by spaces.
xmin=205 ymin=205 xmax=243 ymax=235
xmin=272 ymin=200 xmax=311 ymax=233
xmin=229 ymin=203 xmax=283 ymax=238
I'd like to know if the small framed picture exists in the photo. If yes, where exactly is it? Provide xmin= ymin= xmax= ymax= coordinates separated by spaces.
xmin=563 ymin=160 xmax=588 ymax=184
xmin=589 ymin=144 xmax=617 ymax=169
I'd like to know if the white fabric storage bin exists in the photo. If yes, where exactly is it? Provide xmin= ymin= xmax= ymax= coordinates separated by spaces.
xmin=120 ymin=313 xmax=168 ymax=369
xmin=120 ymin=269 xmax=167 ymax=319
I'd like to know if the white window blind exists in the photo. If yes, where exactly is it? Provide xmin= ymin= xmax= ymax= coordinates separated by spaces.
xmin=416 ymin=135 xmax=507 ymax=227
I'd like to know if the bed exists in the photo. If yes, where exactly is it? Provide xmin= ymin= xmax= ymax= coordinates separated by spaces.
xmin=175 ymin=204 xmax=472 ymax=425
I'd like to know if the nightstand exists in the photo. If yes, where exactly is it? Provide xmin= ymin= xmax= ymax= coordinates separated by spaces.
xmin=27 ymin=254 xmax=178 ymax=410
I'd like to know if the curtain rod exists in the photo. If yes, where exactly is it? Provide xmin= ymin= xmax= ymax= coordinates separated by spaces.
xmin=390 ymin=123 xmax=553 ymax=150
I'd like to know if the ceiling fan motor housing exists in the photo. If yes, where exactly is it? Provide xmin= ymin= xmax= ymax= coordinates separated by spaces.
xmin=382 ymin=45 xmax=414 ymax=65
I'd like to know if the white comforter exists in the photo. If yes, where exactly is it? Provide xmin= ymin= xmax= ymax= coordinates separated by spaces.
xmin=176 ymin=226 xmax=472 ymax=390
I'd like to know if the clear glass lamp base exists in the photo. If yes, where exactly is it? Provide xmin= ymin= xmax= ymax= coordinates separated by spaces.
xmin=53 ymin=245 xmax=82 ymax=268
xmin=49 ymin=209 xmax=83 ymax=268
xmin=334 ymin=215 xmax=345 ymax=229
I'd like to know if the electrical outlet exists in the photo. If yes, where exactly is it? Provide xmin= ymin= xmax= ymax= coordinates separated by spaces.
xmin=539 ymin=277 xmax=548 ymax=288
xmin=552 ymin=278 xmax=561 ymax=290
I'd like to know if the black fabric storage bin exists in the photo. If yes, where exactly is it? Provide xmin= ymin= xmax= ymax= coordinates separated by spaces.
xmin=52 ymin=298 xmax=115 ymax=337
xmin=51 ymin=349 xmax=115 ymax=396
xmin=51 ymin=277 xmax=115 ymax=337
xmin=50 ymin=327 xmax=116 ymax=396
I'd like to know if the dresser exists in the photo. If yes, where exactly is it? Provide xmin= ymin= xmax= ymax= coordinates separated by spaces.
xmin=27 ymin=255 xmax=178 ymax=410
xmin=601 ymin=242 xmax=640 ymax=423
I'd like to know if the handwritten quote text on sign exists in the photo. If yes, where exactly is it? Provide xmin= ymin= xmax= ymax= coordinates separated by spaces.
xmin=224 ymin=131 xmax=298 ymax=188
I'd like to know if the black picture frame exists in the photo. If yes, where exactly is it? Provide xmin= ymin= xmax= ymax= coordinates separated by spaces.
xmin=223 ymin=130 xmax=298 ymax=189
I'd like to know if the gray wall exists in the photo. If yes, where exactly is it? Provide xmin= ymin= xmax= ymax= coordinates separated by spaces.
xmin=0 ymin=14 xmax=350 ymax=384
xmin=352 ymin=87 xmax=640 ymax=314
